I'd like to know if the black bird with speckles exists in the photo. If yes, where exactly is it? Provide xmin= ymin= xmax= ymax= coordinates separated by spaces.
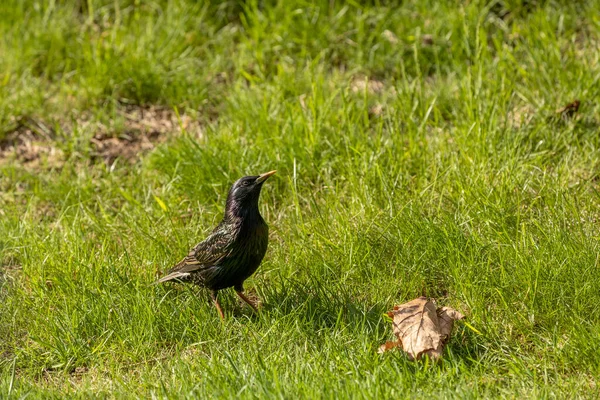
xmin=157 ymin=170 xmax=276 ymax=319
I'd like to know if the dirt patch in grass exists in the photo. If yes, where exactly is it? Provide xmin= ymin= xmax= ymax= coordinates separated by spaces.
xmin=508 ymin=103 xmax=536 ymax=128
xmin=0 ymin=117 xmax=65 ymax=168
xmin=1 ymin=251 xmax=23 ymax=296
xmin=38 ymin=365 xmax=91 ymax=388
xmin=90 ymin=131 xmax=159 ymax=165
xmin=0 ymin=106 xmax=203 ymax=167
xmin=350 ymin=76 xmax=386 ymax=94
xmin=86 ymin=105 xmax=203 ymax=165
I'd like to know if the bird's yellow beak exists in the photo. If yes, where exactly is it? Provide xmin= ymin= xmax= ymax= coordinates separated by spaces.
xmin=256 ymin=170 xmax=277 ymax=184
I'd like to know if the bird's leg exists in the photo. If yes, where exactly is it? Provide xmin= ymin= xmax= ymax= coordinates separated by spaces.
xmin=210 ymin=291 xmax=225 ymax=320
xmin=235 ymin=290 xmax=259 ymax=313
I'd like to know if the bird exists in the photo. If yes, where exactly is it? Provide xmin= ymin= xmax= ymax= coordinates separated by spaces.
xmin=157 ymin=170 xmax=276 ymax=319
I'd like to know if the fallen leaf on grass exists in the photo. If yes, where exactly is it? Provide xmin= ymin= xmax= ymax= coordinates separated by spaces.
xmin=437 ymin=306 xmax=464 ymax=341
xmin=555 ymin=99 xmax=580 ymax=118
xmin=379 ymin=297 xmax=464 ymax=360
xmin=379 ymin=340 xmax=402 ymax=352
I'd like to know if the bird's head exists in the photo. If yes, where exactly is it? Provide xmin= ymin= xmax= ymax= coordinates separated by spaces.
xmin=225 ymin=170 xmax=276 ymax=218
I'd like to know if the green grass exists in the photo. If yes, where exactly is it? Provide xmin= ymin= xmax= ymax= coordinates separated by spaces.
xmin=2 ymin=0 xmax=600 ymax=398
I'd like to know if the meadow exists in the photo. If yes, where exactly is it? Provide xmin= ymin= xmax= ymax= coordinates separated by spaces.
xmin=1 ymin=0 xmax=600 ymax=398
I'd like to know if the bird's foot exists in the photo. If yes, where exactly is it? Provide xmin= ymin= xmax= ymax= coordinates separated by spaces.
xmin=210 ymin=291 xmax=225 ymax=320
xmin=235 ymin=290 xmax=260 ymax=313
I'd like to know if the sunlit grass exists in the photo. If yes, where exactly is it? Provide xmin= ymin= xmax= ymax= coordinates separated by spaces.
xmin=1 ymin=0 xmax=600 ymax=398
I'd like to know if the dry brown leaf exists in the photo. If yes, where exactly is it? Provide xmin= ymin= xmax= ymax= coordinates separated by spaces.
xmin=437 ymin=306 xmax=465 ymax=343
xmin=390 ymin=297 xmax=443 ymax=360
xmin=555 ymin=99 xmax=580 ymax=118
xmin=380 ymin=297 xmax=464 ymax=360
xmin=378 ymin=340 xmax=402 ymax=354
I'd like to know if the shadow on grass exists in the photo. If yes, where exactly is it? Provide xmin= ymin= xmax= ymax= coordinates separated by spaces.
xmin=259 ymin=275 xmax=389 ymax=334
xmin=155 ymin=274 xmax=484 ymax=367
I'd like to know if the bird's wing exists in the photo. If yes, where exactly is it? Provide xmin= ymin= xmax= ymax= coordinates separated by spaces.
xmin=157 ymin=227 xmax=233 ymax=283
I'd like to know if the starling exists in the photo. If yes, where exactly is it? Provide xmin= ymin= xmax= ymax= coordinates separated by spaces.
xmin=157 ymin=170 xmax=276 ymax=319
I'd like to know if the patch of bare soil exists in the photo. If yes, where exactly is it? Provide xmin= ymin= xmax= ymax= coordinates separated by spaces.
xmin=369 ymin=103 xmax=384 ymax=118
xmin=88 ymin=105 xmax=202 ymax=165
xmin=508 ymin=103 xmax=535 ymax=128
xmin=0 ymin=117 xmax=64 ymax=168
xmin=350 ymin=76 xmax=386 ymax=94
xmin=90 ymin=131 xmax=159 ymax=165
xmin=0 ymin=106 xmax=202 ymax=167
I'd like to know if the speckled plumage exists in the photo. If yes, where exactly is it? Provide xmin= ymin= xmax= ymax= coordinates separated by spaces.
xmin=157 ymin=171 xmax=276 ymax=318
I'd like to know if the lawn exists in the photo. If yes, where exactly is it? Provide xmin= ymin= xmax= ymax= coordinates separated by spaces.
xmin=1 ymin=0 xmax=600 ymax=398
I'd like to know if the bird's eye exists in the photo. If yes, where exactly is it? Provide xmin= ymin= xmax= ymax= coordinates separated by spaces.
xmin=241 ymin=180 xmax=250 ymax=186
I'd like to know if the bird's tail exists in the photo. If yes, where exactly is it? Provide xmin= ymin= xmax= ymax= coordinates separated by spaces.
xmin=154 ymin=271 xmax=190 ymax=285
